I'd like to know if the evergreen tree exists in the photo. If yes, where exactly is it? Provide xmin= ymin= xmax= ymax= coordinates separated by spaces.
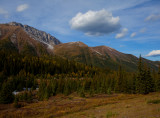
xmin=43 ymin=86 xmax=50 ymax=100
xmin=50 ymin=79 xmax=58 ymax=96
xmin=115 ymin=66 xmax=123 ymax=92
xmin=79 ymin=88 xmax=85 ymax=98
xmin=136 ymin=56 xmax=154 ymax=94
xmin=136 ymin=55 xmax=146 ymax=94
xmin=14 ymin=96 xmax=21 ymax=108
xmin=0 ymin=71 xmax=7 ymax=89
xmin=155 ymin=64 xmax=160 ymax=91
xmin=145 ymin=67 xmax=154 ymax=93
xmin=0 ymin=81 xmax=14 ymax=103
xmin=64 ymin=79 xmax=71 ymax=96
xmin=38 ymin=80 xmax=47 ymax=100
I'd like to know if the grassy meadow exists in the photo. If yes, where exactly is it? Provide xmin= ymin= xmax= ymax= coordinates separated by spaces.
xmin=1 ymin=92 xmax=160 ymax=118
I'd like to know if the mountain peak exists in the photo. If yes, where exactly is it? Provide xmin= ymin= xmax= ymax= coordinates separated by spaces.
xmin=67 ymin=41 xmax=87 ymax=47
xmin=94 ymin=45 xmax=114 ymax=51
xmin=0 ymin=22 xmax=62 ymax=56
xmin=6 ymin=22 xmax=61 ymax=46
xmin=8 ymin=22 xmax=23 ymax=27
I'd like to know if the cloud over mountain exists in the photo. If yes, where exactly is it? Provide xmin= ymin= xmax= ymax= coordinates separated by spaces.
xmin=115 ymin=28 xmax=128 ymax=39
xmin=16 ymin=4 xmax=29 ymax=12
xmin=146 ymin=50 xmax=160 ymax=57
xmin=70 ymin=9 xmax=121 ymax=36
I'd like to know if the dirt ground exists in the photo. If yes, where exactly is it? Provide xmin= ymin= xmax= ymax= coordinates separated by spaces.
xmin=0 ymin=92 xmax=160 ymax=118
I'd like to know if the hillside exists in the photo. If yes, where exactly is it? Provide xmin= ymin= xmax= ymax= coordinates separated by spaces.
xmin=54 ymin=41 xmax=159 ymax=71
xmin=0 ymin=22 xmax=61 ymax=56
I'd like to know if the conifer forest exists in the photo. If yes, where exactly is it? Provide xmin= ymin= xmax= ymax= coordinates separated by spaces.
xmin=0 ymin=50 xmax=160 ymax=104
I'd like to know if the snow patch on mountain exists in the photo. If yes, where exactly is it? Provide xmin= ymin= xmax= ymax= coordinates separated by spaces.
xmin=91 ymin=48 xmax=102 ymax=55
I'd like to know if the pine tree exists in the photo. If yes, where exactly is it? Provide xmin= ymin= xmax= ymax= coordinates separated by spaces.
xmin=64 ymin=79 xmax=71 ymax=96
xmin=136 ymin=55 xmax=153 ymax=94
xmin=0 ymin=82 xmax=14 ymax=104
xmin=50 ymin=79 xmax=57 ymax=96
xmin=136 ymin=55 xmax=146 ymax=94
xmin=155 ymin=64 xmax=160 ymax=91
xmin=145 ymin=67 xmax=154 ymax=93
xmin=38 ymin=80 xmax=47 ymax=100
xmin=79 ymin=89 xmax=85 ymax=98
xmin=43 ymin=86 xmax=50 ymax=100
xmin=0 ymin=71 xmax=7 ymax=89
xmin=14 ymin=96 xmax=21 ymax=108
xmin=115 ymin=66 xmax=123 ymax=93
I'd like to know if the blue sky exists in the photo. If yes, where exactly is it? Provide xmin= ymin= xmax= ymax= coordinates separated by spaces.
xmin=0 ymin=0 xmax=160 ymax=61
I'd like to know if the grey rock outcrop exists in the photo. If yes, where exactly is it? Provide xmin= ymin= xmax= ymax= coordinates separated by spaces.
xmin=8 ymin=22 xmax=61 ymax=48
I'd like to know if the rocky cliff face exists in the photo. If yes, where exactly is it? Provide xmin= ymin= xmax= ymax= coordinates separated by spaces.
xmin=8 ymin=22 xmax=61 ymax=48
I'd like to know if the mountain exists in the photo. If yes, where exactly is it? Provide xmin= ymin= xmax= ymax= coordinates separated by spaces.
xmin=0 ymin=22 xmax=159 ymax=71
xmin=0 ymin=22 xmax=61 ymax=56
xmin=54 ymin=41 xmax=159 ymax=71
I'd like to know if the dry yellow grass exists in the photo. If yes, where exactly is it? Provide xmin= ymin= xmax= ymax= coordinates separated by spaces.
xmin=61 ymin=93 xmax=160 ymax=118
xmin=0 ymin=92 xmax=160 ymax=118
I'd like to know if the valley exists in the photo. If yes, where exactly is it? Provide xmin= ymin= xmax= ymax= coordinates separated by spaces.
xmin=1 ymin=0 xmax=160 ymax=117
xmin=0 ymin=22 xmax=160 ymax=118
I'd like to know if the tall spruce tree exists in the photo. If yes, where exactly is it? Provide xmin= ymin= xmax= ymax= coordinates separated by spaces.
xmin=145 ymin=66 xmax=154 ymax=93
xmin=0 ymin=81 xmax=14 ymax=103
xmin=115 ymin=66 xmax=124 ymax=93
xmin=38 ymin=80 xmax=47 ymax=100
xmin=136 ymin=55 xmax=153 ymax=94
xmin=136 ymin=55 xmax=146 ymax=94
xmin=155 ymin=64 xmax=160 ymax=91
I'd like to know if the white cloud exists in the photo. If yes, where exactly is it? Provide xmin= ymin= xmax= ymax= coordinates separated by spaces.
xmin=70 ymin=9 xmax=121 ymax=36
xmin=145 ymin=14 xmax=160 ymax=21
xmin=16 ymin=4 xmax=29 ymax=12
xmin=146 ymin=50 xmax=160 ymax=57
xmin=0 ymin=8 xmax=8 ymax=18
xmin=115 ymin=28 xmax=128 ymax=39
xmin=131 ymin=32 xmax=136 ymax=37
xmin=139 ymin=28 xmax=146 ymax=33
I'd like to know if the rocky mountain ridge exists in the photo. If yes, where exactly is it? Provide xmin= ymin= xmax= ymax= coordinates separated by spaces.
xmin=7 ymin=22 xmax=61 ymax=48
xmin=0 ymin=22 xmax=61 ymax=56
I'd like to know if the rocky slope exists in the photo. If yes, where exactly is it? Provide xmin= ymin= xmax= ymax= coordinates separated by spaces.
xmin=0 ymin=22 xmax=61 ymax=56
xmin=7 ymin=22 xmax=61 ymax=47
